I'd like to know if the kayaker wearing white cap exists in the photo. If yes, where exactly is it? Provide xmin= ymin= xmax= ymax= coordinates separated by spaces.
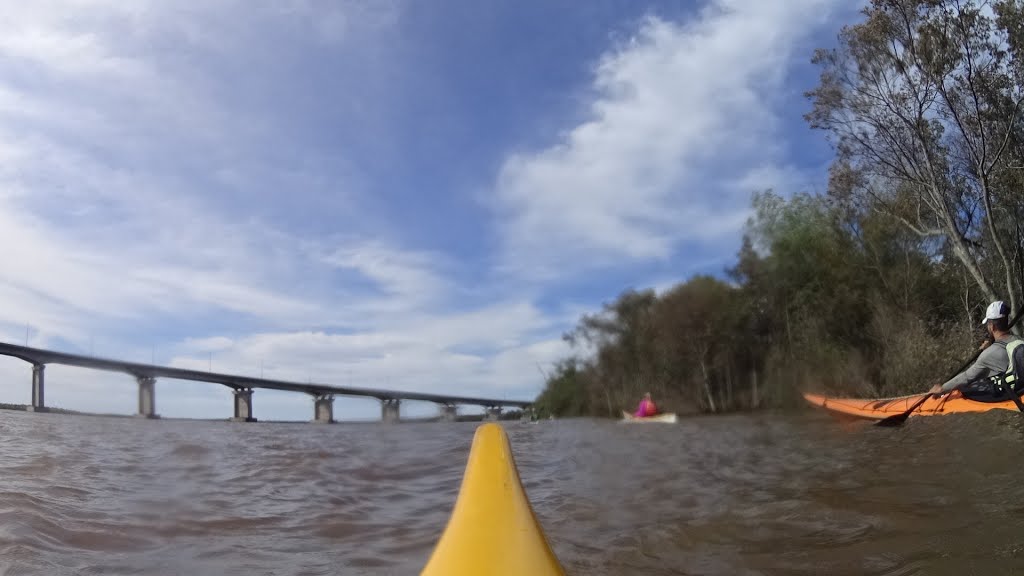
xmin=928 ymin=301 xmax=1020 ymax=394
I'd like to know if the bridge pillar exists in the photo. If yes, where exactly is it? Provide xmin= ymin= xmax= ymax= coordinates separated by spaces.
xmin=232 ymin=388 xmax=257 ymax=422
xmin=27 ymin=364 xmax=46 ymax=413
xmin=438 ymin=404 xmax=457 ymax=422
xmin=136 ymin=376 xmax=159 ymax=419
xmin=313 ymin=394 xmax=334 ymax=424
xmin=381 ymin=398 xmax=400 ymax=424
xmin=484 ymin=406 xmax=502 ymax=421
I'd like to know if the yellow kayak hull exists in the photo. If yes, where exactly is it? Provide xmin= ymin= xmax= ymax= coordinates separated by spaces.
xmin=621 ymin=410 xmax=678 ymax=423
xmin=421 ymin=423 xmax=565 ymax=576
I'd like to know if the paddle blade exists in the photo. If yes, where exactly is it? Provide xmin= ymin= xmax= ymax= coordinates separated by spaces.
xmin=874 ymin=393 xmax=935 ymax=427
xmin=875 ymin=413 xmax=911 ymax=427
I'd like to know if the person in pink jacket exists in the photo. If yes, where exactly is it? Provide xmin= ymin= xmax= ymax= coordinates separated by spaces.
xmin=634 ymin=392 xmax=658 ymax=417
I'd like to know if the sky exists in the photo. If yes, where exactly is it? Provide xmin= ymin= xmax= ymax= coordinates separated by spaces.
xmin=0 ymin=0 xmax=862 ymax=421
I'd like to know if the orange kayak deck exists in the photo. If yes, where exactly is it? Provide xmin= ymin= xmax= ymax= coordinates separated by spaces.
xmin=802 ymin=391 xmax=1020 ymax=420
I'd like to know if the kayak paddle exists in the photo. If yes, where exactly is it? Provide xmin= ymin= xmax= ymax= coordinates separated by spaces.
xmin=1006 ymin=384 xmax=1024 ymax=412
xmin=877 ymin=306 xmax=1024 ymax=427
xmin=874 ymin=354 xmax=980 ymax=427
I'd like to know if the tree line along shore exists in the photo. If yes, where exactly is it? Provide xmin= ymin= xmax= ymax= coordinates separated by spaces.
xmin=534 ymin=0 xmax=1024 ymax=418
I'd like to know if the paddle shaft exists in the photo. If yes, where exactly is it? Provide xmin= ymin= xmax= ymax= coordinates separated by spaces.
xmin=876 ymin=349 xmax=983 ymax=426
xmin=1006 ymin=385 xmax=1024 ymax=412
xmin=877 ymin=306 xmax=1024 ymax=426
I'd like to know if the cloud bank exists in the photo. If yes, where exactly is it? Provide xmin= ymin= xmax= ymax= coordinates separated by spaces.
xmin=0 ymin=0 xmax=842 ymax=420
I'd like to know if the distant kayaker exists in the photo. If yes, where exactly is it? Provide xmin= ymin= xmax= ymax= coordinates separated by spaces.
xmin=929 ymin=301 xmax=1021 ymax=395
xmin=634 ymin=392 xmax=659 ymax=417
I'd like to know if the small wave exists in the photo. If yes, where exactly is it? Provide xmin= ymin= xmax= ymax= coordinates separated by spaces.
xmin=169 ymin=443 xmax=211 ymax=458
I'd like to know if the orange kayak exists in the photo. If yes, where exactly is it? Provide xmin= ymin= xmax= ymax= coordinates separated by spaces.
xmin=802 ymin=391 xmax=1021 ymax=420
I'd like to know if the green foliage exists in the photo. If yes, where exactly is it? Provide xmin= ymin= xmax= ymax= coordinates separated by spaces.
xmin=535 ymin=187 xmax=976 ymax=416
xmin=533 ymin=0 xmax=1024 ymax=417
xmin=806 ymin=0 xmax=1024 ymax=314
xmin=532 ymin=360 xmax=589 ymax=419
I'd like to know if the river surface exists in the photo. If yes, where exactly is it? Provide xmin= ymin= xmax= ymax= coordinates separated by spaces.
xmin=1 ymin=408 xmax=1024 ymax=575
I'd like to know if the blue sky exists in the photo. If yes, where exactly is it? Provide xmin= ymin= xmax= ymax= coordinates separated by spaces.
xmin=0 ymin=0 xmax=860 ymax=421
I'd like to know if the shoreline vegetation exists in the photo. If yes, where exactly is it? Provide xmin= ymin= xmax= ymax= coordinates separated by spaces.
xmin=534 ymin=0 xmax=1024 ymax=420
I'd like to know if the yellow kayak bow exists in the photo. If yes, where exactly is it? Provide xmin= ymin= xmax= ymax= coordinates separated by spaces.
xmin=421 ymin=423 xmax=566 ymax=576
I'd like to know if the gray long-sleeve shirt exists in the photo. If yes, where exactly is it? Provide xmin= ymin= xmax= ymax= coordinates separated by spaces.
xmin=941 ymin=335 xmax=1021 ymax=392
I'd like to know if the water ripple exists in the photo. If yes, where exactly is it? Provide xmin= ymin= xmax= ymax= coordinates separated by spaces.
xmin=0 ymin=411 xmax=1022 ymax=573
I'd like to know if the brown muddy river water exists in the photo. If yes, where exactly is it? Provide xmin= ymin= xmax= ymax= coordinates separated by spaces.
xmin=1 ymin=408 xmax=1024 ymax=575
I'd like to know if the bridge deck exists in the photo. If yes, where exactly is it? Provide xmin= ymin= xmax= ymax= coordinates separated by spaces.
xmin=0 ymin=343 xmax=530 ymax=408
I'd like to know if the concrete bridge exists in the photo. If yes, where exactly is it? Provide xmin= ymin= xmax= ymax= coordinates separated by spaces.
xmin=0 ymin=342 xmax=532 ymax=423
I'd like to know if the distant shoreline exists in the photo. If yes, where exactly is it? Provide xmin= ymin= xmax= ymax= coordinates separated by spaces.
xmin=0 ymin=403 xmax=521 ymax=424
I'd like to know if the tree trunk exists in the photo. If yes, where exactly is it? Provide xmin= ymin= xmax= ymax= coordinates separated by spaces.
xmin=785 ymin=307 xmax=794 ymax=359
xmin=726 ymin=360 xmax=733 ymax=411
xmin=979 ymin=177 xmax=1018 ymax=318
xmin=750 ymin=368 xmax=759 ymax=409
xmin=700 ymin=357 xmax=717 ymax=413
xmin=932 ymin=183 xmax=999 ymax=304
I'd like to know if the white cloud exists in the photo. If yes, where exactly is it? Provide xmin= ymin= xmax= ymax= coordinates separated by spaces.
xmin=0 ymin=191 xmax=325 ymax=336
xmin=321 ymin=241 xmax=452 ymax=312
xmin=0 ymin=0 xmax=847 ymax=420
xmin=0 ymin=0 xmax=568 ymax=419
xmin=492 ymin=0 xmax=841 ymax=278
xmin=179 ymin=336 xmax=235 ymax=354
xmin=162 ymin=300 xmax=569 ymax=400
xmin=0 ymin=0 xmax=411 ymax=338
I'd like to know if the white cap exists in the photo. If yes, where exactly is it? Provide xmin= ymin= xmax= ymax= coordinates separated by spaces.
xmin=981 ymin=300 xmax=1010 ymax=326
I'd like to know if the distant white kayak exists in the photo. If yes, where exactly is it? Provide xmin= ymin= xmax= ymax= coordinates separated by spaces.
xmin=620 ymin=411 xmax=677 ymax=424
